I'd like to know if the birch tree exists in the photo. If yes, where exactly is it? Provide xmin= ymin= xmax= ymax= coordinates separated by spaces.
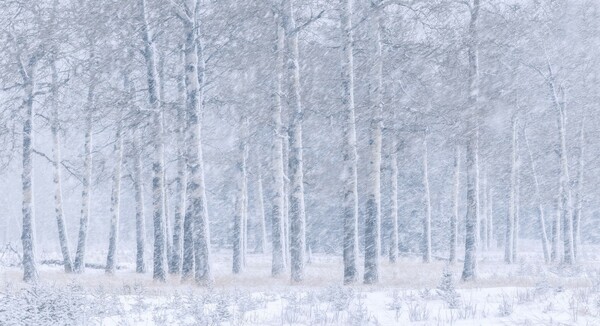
xmin=139 ymin=0 xmax=166 ymax=281
xmin=282 ymin=0 xmax=307 ymax=283
xmin=461 ymin=0 xmax=480 ymax=282
xmin=340 ymin=0 xmax=359 ymax=285
xmin=270 ymin=11 xmax=286 ymax=277
xmin=364 ymin=0 xmax=384 ymax=285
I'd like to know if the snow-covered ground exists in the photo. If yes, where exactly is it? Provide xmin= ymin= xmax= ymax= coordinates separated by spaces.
xmin=2 ymin=246 xmax=600 ymax=325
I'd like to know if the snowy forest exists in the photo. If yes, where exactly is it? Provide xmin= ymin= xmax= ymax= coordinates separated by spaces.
xmin=1 ymin=0 xmax=600 ymax=324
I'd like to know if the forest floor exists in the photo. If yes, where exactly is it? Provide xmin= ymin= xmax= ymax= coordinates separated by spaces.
xmin=1 ymin=244 xmax=600 ymax=325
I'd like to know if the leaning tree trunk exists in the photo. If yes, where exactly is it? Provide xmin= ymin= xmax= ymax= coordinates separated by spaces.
xmin=132 ymin=131 xmax=146 ymax=273
xmin=283 ymin=0 xmax=307 ymax=283
xmin=461 ymin=0 xmax=480 ymax=282
xmin=505 ymin=116 xmax=517 ymax=264
xmin=140 ymin=0 xmax=166 ymax=281
xmin=50 ymin=57 xmax=73 ymax=273
xmin=422 ymin=138 xmax=432 ymax=263
xmin=105 ymin=121 xmax=123 ymax=275
xmin=547 ymin=70 xmax=573 ymax=265
xmin=450 ymin=145 xmax=460 ymax=264
xmin=364 ymin=1 xmax=384 ymax=285
xmin=339 ymin=0 xmax=359 ymax=285
xmin=20 ymin=56 xmax=38 ymax=283
xmin=524 ymin=128 xmax=550 ymax=263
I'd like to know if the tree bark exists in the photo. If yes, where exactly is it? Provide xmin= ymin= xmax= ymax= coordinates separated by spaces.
xmin=50 ymin=56 xmax=73 ymax=274
xmin=388 ymin=136 xmax=399 ymax=264
xmin=283 ymin=0 xmax=307 ymax=283
xmin=364 ymin=1 xmax=384 ymax=285
xmin=505 ymin=116 xmax=517 ymax=264
xmin=140 ymin=0 xmax=166 ymax=281
xmin=20 ymin=55 xmax=38 ymax=283
xmin=422 ymin=138 xmax=432 ymax=263
xmin=461 ymin=0 xmax=480 ymax=282
xmin=132 ymin=131 xmax=146 ymax=273
xmin=105 ymin=120 xmax=123 ymax=275
xmin=339 ymin=0 xmax=359 ymax=285
xmin=572 ymin=121 xmax=584 ymax=259
xmin=74 ymin=50 xmax=96 ymax=274
xmin=233 ymin=117 xmax=248 ymax=274
xmin=450 ymin=145 xmax=460 ymax=264
xmin=270 ymin=13 xmax=286 ymax=277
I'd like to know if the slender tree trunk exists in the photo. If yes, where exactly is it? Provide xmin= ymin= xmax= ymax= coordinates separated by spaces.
xmin=74 ymin=51 xmax=96 ymax=274
xmin=256 ymin=170 xmax=267 ymax=254
xmin=339 ymin=0 xmax=359 ymax=285
xmin=524 ymin=128 xmax=550 ymax=263
xmin=233 ymin=117 xmax=248 ymax=274
xmin=487 ymin=187 xmax=493 ymax=249
xmin=50 ymin=57 xmax=73 ymax=273
xmin=388 ymin=136 xmax=399 ymax=264
xmin=171 ymin=77 xmax=187 ymax=274
xmin=364 ymin=2 xmax=384 ymax=285
xmin=461 ymin=0 xmax=480 ymax=282
xmin=270 ymin=14 xmax=286 ymax=277
xmin=549 ymin=77 xmax=573 ymax=265
xmin=551 ymin=200 xmax=561 ymax=262
xmin=505 ymin=116 xmax=517 ymax=264
xmin=422 ymin=138 xmax=432 ymax=263
xmin=512 ymin=162 xmax=520 ymax=263
xmin=480 ymin=168 xmax=488 ymax=251
xmin=450 ymin=145 xmax=460 ymax=264
xmin=132 ymin=132 xmax=146 ymax=273
xmin=105 ymin=121 xmax=123 ymax=275
xmin=572 ymin=122 xmax=584 ymax=259
xmin=21 ymin=57 xmax=38 ymax=283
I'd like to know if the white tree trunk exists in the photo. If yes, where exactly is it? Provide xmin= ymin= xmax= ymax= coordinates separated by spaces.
xmin=105 ymin=121 xmax=123 ymax=275
xmin=547 ymin=71 xmax=573 ymax=264
xmin=20 ymin=55 xmax=38 ymax=283
xmin=283 ymin=0 xmax=307 ymax=283
xmin=480 ymin=168 xmax=488 ymax=251
xmin=422 ymin=138 xmax=432 ymax=263
xmin=140 ymin=0 xmax=166 ymax=281
xmin=505 ymin=116 xmax=517 ymax=264
xmin=171 ymin=73 xmax=187 ymax=274
xmin=132 ymin=131 xmax=146 ymax=273
xmin=572 ymin=121 xmax=584 ymax=259
xmin=487 ymin=187 xmax=494 ymax=249
xmin=177 ymin=0 xmax=213 ymax=284
xmin=364 ymin=2 xmax=384 ymax=285
xmin=255 ymin=170 xmax=267 ymax=254
xmin=461 ymin=0 xmax=480 ymax=282
xmin=74 ymin=50 xmax=96 ymax=274
xmin=388 ymin=136 xmax=399 ymax=264
xmin=270 ymin=14 xmax=286 ymax=277
xmin=233 ymin=117 xmax=248 ymax=274
xmin=50 ymin=57 xmax=73 ymax=273
xmin=339 ymin=0 xmax=359 ymax=285
xmin=450 ymin=145 xmax=460 ymax=264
